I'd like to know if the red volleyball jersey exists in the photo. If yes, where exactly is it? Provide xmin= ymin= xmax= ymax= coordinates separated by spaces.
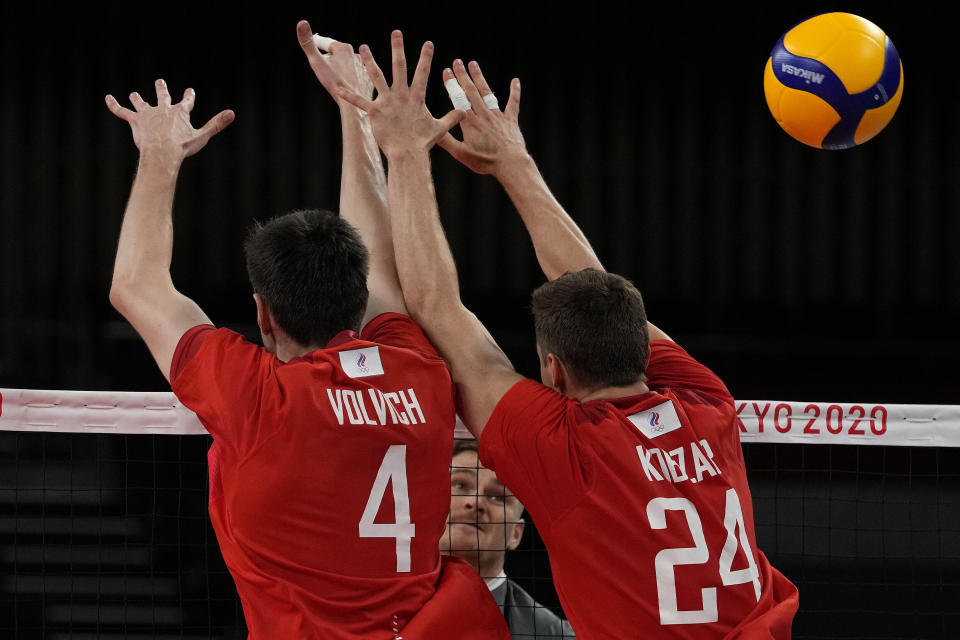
xmin=480 ymin=340 xmax=798 ymax=640
xmin=171 ymin=313 xmax=508 ymax=640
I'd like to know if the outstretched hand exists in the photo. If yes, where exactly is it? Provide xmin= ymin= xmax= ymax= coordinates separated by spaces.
xmin=105 ymin=80 xmax=234 ymax=162
xmin=337 ymin=30 xmax=465 ymax=157
xmin=296 ymin=21 xmax=374 ymax=108
xmin=438 ymin=60 xmax=525 ymax=177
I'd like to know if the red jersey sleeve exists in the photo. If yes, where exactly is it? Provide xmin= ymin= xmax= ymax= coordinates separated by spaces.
xmin=646 ymin=339 xmax=734 ymax=407
xmin=170 ymin=327 xmax=277 ymax=455
xmin=361 ymin=312 xmax=442 ymax=360
xmin=479 ymin=379 xmax=588 ymax=527
xmin=170 ymin=324 xmax=216 ymax=381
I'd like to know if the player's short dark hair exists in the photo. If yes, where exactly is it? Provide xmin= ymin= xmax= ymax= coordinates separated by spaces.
xmin=244 ymin=209 xmax=369 ymax=347
xmin=531 ymin=269 xmax=649 ymax=390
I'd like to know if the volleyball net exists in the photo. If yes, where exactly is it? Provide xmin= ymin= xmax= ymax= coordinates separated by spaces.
xmin=1 ymin=389 xmax=958 ymax=639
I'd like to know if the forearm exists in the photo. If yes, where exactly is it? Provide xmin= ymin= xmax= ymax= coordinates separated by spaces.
xmin=386 ymin=149 xmax=460 ymax=316
xmin=386 ymin=149 xmax=519 ymax=436
xmin=496 ymin=152 xmax=602 ymax=280
xmin=339 ymin=105 xmax=406 ymax=319
xmin=109 ymin=152 xmax=210 ymax=381
xmin=111 ymin=153 xmax=181 ymax=294
xmin=339 ymin=106 xmax=388 ymax=233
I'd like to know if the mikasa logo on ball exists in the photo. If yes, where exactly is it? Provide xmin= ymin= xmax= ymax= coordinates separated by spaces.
xmin=780 ymin=63 xmax=824 ymax=85
xmin=339 ymin=347 xmax=384 ymax=378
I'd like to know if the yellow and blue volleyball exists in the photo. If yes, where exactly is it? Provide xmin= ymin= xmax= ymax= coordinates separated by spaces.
xmin=763 ymin=12 xmax=903 ymax=149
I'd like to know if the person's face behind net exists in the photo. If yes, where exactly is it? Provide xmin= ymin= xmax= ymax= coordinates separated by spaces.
xmin=442 ymin=449 xmax=524 ymax=578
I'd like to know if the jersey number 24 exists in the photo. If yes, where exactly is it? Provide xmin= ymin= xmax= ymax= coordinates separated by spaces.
xmin=647 ymin=488 xmax=761 ymax=625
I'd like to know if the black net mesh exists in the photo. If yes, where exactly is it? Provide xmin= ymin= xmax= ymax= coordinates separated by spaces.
xmin=2 ymin=432 xmax=958 ymax=639
xmin=744 ymin=443 xmax=960 ymax=639
xmin=0 ymin=432 xmax=245 ymax=639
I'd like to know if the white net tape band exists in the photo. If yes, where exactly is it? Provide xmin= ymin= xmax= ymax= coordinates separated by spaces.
xmin=0 ymin=388 xmax=204 ymax=435
xmin=1 ymin=388 xmax=957 ymax=447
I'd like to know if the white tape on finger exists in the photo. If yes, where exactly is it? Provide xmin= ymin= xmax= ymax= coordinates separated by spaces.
xmin=444 ymin=78 xmax=472 ymax=111
xmin=313 ymin=34 xmax=335 ymax=52
xmin=482 ymin=93 xmax=499 ymax=109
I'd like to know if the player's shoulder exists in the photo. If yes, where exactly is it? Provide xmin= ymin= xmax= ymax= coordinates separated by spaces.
xmin=510 ymin=377 xmax=558 ymax=398
xmin=224 ymin=327 xmax=259 ymax=345
xmin=482 ymin=379 xmax=572 ymax=451
xmin=360 ymin=312 xmax=421 ymax=341
xmin=648 ymin=338 xmax=695 ymax=360
xmin=496 ymin=378 xmax=570 ymax=415
xmin=359 ymin=312 xmax=445 ymax=361
xmin=206 ymin=328 xmax=275 ymax=367
xmin=646 ymin=340 xmax=734 ymax=406
xmin=198 ymin=326 xmax=259 ymax=349
xmin=176 ymin=326 xmax=265 ymax=373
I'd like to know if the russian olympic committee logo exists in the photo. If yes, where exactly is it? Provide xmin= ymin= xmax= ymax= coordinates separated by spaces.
xmin=339 ymin=347 xmax=383 ymax=379
xmin=628 ymin=401 xmax=682 ymax=439
xmin=649 ymin=412 xmax=666 ymax=433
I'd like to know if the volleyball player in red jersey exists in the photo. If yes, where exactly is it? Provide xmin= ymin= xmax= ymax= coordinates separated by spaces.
xmin=340 ymin=32 xmax=799 ymax=639
xmin=103 ymin=23 xmax=509 ymax=640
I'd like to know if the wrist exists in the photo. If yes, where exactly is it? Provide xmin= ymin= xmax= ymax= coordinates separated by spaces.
xmin=493 ymin=148 xmax=536 ymax=181
xmin=383 ymin=145 xmax=432 ymax=165
xmin=137 ymin=148 xmax=184 ymax=173
xmin=337 ymin=100 xmax=367 ymax=119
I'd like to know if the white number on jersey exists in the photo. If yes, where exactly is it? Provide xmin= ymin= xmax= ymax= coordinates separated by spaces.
xmin=647 ymin=497 xmax=717 ymax=624
xmin=646 ymin=488 xmax=761 ymax=625
xmin=719 ymin=488 xmax=762 ymax=600
xmin=359 ymin=445 xmax=416 ymax=572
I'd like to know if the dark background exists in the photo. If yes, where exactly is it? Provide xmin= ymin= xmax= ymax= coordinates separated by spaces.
xmin=1 ymin=1 xmax=957 ymax=639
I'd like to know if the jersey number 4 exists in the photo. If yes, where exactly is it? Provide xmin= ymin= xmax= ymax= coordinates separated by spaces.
xmin=647 ymin=488 xmax=761 ymax=625
xmin=359 ymin=445 xmax=416 ymax=572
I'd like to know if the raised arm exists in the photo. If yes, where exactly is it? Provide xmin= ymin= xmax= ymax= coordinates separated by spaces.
xmin=297 ymin=21 xmax=405 ymax=325
xmin=440 ymin=62 xmax=672 ymax=343
xmin=439 ymin=60 xmax=601 ymax=280
xmin=338 ymin=32 xmax=524 ymax=436
xmin=106 ymin=81 xmax=234 ymax=381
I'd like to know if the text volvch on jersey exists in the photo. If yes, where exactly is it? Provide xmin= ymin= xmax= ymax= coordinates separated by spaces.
xmin=327 ymin=387 xmax=426 ymax=426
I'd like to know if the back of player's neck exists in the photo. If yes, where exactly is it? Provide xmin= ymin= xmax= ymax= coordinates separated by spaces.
xmin=577 ymin=380 xmax=650 ymax=403
xmin=275 ymin=339 xmax=321 ymax=363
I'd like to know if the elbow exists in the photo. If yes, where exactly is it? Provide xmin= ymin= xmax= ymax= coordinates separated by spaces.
xmin=402 ymin=295 xmax=433 ymax=328
xmin=109 ymin=278 xmax=134 ymax=314
xmin=403 ymin=290 xmax=467 ymax=343
xmin=402 ymin=285 xmax=446 ymax=323
xmin=110 ymin=270 xmax=176 ymax=316
xmin=110 ymin=272 xmax=151 ymax=315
